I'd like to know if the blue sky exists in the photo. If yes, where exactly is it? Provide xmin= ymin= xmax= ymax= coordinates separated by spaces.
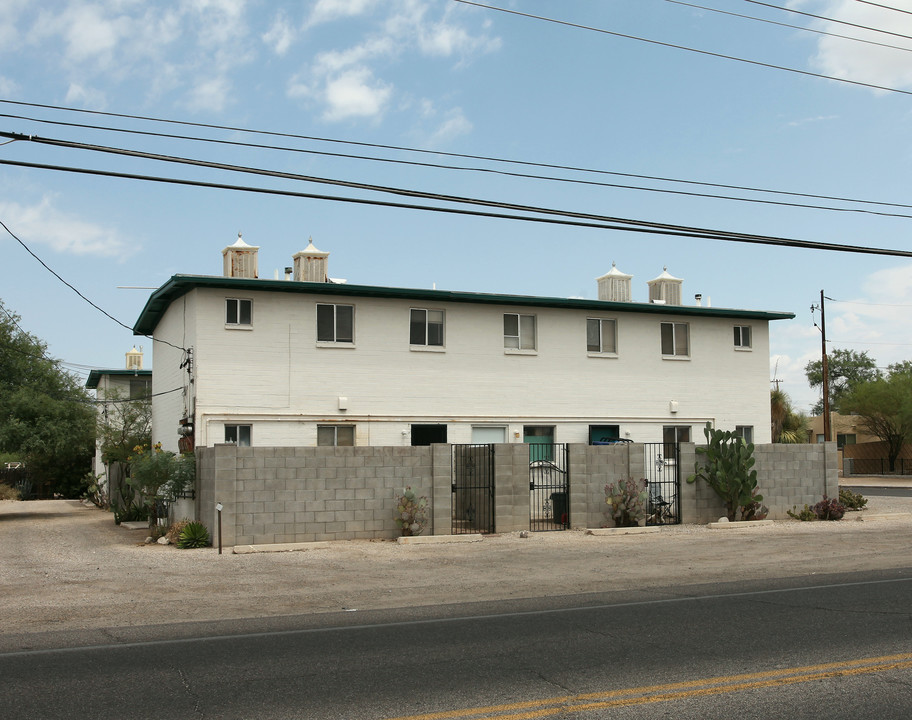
xmin=1 ymin=0 xmax=911 ymax=414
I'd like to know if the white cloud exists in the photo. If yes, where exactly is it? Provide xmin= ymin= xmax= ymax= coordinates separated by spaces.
xmin=0 ymin=75 xmax=17 ymax=96
xmin=186 ymin=75 xmax=232 ymax=113
xmin=305 ymin=0 xmax=379 ymax=29
xmin=804 ymin=1 xmax=912 ymax=91
xmin=263 ymin=10 xmax=295 ymax=55
xmin=427 ymin=107 xmax=473 ymax=145
xmin=0 ymin=198 xmax=130 ymax=258
xmin=65 ymin=82 xmax=107 ymax=109
xmin=323 ymin=68 xmax=392 ymax=121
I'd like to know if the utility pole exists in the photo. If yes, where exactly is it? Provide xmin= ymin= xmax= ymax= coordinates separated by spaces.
xmin=812 ymin=290 xmax=831 ymax=443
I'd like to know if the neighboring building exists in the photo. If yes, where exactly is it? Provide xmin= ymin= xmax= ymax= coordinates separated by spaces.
xmin=133 ymin=236 xmax=794 ymax=453
xmin=85 ymin=347 xmax=152 ymax=486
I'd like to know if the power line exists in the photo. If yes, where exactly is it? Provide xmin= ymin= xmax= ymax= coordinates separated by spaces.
xmin=855 ymin=0 xmax=912 ymax=16
xmin=5 ymin=100 xmax=912 ymax=215
xmin=454 ymin=0 xmax=912 ymax=96
xmin=742 ymin=0 xmax=912 ymax=41
xmin=2 ymin=155 xmax=911 ymax=258
xmin=0 ymin=217 xmax=188 ymax=353
xmin=14 ymin=129 xmax=912 ymax=231
xmin=668 ymin=0 xmax=912 ymax=54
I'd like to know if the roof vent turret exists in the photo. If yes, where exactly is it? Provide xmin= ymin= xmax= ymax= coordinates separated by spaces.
xmin=222 ymin=233 xmax=259 ymax=278
xmin=125 ymin=346 xmax=143 ymax=370
xmin=647 ymin=267 xmax=682 ymax=306
xmin=293 ymin=238 xmax=330 ymax=282
xmin=596 ymin=263 xmax=632 ymax=302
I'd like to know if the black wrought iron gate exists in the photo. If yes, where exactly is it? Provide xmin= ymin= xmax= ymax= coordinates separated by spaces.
xmin=643 ymin=442 xmax=681 ymax=525
xmin=529 ymin=443 xmax=570 ymax=531
xmin=452 ymin=444 xmax=495 ymax=534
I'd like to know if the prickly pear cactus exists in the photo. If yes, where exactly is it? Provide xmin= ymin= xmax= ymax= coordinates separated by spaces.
xmin=687 ymin=422 xmax=762 ymax=521
xmin=604 ymin=478 xmax=649 ymax=527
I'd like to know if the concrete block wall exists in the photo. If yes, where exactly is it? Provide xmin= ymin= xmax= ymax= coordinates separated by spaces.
xmin=196 ymin=442 xmax=837 ymax=546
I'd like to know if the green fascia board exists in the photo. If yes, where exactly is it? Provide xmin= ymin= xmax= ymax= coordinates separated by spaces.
xmin=86 ymin=368 xmax=152 ymax=389
xmin=133 ymin=274 xmax=795 ymax=336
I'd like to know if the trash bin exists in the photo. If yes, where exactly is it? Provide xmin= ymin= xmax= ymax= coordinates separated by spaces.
xmin=550 ymin=492 xmax=568 ymax=526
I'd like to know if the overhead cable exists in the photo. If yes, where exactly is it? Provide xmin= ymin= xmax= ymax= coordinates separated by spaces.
xmin=2 ymin=156 xmax=911 ymax=258
xmin=742 ymin=0 xmax=912 ymax=41
xmin=453 ymin=0 xmax=912 ymax=97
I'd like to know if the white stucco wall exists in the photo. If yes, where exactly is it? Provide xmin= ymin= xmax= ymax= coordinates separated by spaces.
xmin=147 ymin=285 xmax=779 ymax=449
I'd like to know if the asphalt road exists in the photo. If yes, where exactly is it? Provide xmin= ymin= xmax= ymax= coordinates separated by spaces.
xmin=4 ymin=568 xmax=912 ymax=719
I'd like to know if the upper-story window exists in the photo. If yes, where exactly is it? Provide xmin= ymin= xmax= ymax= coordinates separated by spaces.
xmin=734 ymin=325 xmax=752 ymax=349
xmin=225 ymin=424 xmax=251 ymax=447
xmin=660 ymin=322 xmax=689 ymax=357
xmin=317 ymin=424 xmax=355 ymax=446
xmin=317 ymin=303 xmax=354 ymax=343
xmin=129 ymin=378 xmax=151 ymax=400
xmin=226 ymin=298 xmax=252 ymax=326
xmin=587 ymin=317 xmax=617 ymax=354
xmin=504 ymin=313 xmax=536 ymax=350
xmin=410 ymin=308 xmax=444 ymax=346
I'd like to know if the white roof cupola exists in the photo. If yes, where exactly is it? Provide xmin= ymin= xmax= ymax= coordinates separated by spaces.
xmin=293 ymin=238 xmax=330 ymax=283
xmin=596 ymin=262 xmax=633 ymax=302
xmin=222 ymin=233 xmax=259 ymax=279
xmin=125 ymin=346 xmax=143 ymax=370
xmin=647 ymin=267 xmax=683 ymax=305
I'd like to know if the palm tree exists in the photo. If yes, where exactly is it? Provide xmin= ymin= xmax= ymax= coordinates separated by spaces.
xmin=771 ymin=389 xmax=809 ymax=443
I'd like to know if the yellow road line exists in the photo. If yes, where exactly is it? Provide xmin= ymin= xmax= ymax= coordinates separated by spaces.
xmin=385 ymin=652 xmax=912 ymax=720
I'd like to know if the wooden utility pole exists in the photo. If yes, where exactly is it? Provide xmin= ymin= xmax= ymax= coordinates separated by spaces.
xmin=819 ymin=290 xmax=831 ymax=443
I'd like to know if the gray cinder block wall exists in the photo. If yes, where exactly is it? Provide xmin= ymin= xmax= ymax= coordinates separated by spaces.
xmin=195 ymin=442 xmax=837 ymax=546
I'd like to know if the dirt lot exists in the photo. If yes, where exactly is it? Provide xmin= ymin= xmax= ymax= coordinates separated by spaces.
xmin=2 ymin=495 xmax=912 ymax=640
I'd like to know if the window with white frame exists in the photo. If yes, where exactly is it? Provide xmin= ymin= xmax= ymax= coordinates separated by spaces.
xmin=504 ymin=313 xmax=536 ymax=350
xmin=587 ymin=317 xmax=617 ymax=354
xmin=317 ymin=424 xmax=355 ymax=446
xmin=662 ymin=425 xmax=690 ymax=459
xmin=410 ymin=308 xmax=444 ymax=346
xmin=226 ymin=298 xmax=252 ymax=326
xmin=733 ymin=325 xmax=752 ymax=349
xmin=224 ymin=424 xmax=251 ymax=447
xmin=734 ymin=425 xmax=754 ymax=444
xmin=660 ymin=322 xmax=689 ymax=357
xmin=316 ymin=303 xmax=354 ymax=343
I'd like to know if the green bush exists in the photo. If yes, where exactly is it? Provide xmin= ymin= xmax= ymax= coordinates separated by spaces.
xmin=839 ymin=488 xmax=868 ymax=511
xmin=787 ymin=504 xmax=816 ymax=521
xmin=177 ymin=521 xmax=211 ymax=549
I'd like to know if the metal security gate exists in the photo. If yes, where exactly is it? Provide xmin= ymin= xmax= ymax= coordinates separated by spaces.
xmin=452 ymin=444 xmax=495 ymax=534
xmin=643 ymin=442 xmax=680 ymax=525
xmin=529 ymin=443 xmax=570 ymax=531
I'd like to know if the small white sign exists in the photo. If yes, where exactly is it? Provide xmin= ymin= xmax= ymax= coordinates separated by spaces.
xmin=215 ymin=503 xmax=223 ymax=512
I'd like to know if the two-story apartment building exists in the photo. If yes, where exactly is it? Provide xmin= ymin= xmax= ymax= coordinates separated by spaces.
xmin=133 ymin=236 xmax=793 ymax=453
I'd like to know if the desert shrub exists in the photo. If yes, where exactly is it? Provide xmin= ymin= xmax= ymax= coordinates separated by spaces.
xmin=395 ymin=486 xmax=429 ymax=536
xmin=604 ymin=478 xmax=648 ymax=527
xmin=740 ymin=488 xmax=769 ymax=521
xmin=177 ymin=521 xmax=211 ymax=549
xmin=0 ymin=484 xmax=20 ymax=501
xmin=166 ymin=519 xmax=190 ymax=544
xmin=787 ymin=504 xmax=816 ymax=521
xmin=687 ymin=422 xmax=762 ymax=521
xmin=813 ymin=495 xmax=846 ymax=521
xmin=839 ymin=488 xmax=868 ymax=511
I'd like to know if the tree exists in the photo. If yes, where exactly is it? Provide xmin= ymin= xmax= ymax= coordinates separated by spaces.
xmin=770 ymin=389 xmax=809 ymax=443
xmin=0 ymin=299 xmax=95 ymax=497
xmin=805 ymin=349 xmax=880 ymax=416
xmin=839 ymin=368 xmax=912 ymax=472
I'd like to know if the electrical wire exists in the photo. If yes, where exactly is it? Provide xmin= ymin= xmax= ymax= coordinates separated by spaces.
xmin=5 ymin=100 xmax=912 ymax=215
xmin=855 ymin=0 xmax=912 ymax=16
xmin=454 ymin=0 xmax=912 ymax=96
xmin=7 ymin=113 xmax=912 ymax=218
xmin=667 ymin=0 xmax=912 ymax=54
xmin=742 ymin=0 xmax=912 ymax=41
xmin=0 ymin=217 xmax=188 ymax=353
xmin=14 ymin=129 xmax=912 ymax=230
xmin=2 ymin=155 xmax=911 ymax=258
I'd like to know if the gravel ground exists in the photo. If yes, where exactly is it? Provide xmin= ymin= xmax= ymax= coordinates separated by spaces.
xmin=2 ymin=491 xmax=911 ymax=640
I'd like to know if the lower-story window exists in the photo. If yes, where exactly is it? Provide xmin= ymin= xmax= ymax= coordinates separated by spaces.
xmin=317 ymin=424 xmax=355 ymax=446
xmin=662 ymin=425 xmax=690 ymax=459
xmin=734 ymin=425 xmax=754 ymax=444
xmin=225 ymin=424 xmax=251 ymax=447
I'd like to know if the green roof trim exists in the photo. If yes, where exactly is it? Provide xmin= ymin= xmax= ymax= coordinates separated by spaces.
xmin=133 ymin=274 xmax=795 ymax=335
xmin=86 ymin=368 xmax=152 ymax=389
